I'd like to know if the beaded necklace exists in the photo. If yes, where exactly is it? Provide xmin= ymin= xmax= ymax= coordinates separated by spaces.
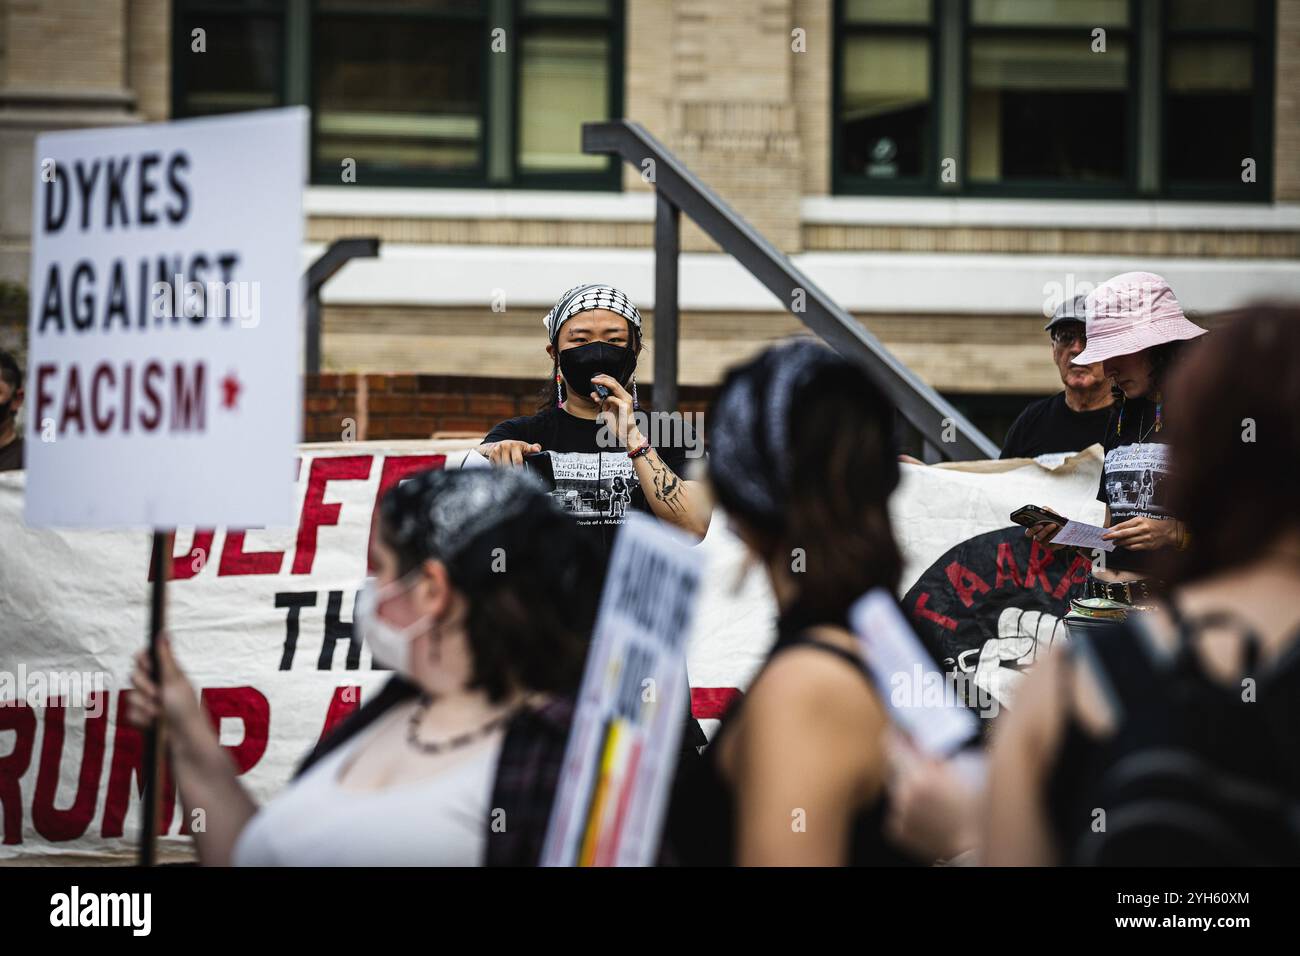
xmin=1115 ymin=390 xmax=1163 ymax=440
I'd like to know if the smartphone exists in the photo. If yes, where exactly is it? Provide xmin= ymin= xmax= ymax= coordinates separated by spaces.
xmin=1010 ymin=505 xmax=1065 ymax=528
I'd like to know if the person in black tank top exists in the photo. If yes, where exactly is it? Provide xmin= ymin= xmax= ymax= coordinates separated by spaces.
xmin=986 ymin=304 xmax=1300 ymax=866
xmin=664 ymin=340 xmax=922 ymax=866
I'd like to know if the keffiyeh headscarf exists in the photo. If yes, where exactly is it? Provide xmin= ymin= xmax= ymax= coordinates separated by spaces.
xmin=708 ymin=339 xmax=900 ymax=523
xmin=379 ymin=468 xmax=566 ymax=589
xmin=543 ymin=283 xmax=643 ymax=343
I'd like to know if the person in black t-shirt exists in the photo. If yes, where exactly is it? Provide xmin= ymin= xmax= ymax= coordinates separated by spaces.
xmin=479 ymin=284 xmax=712 ymax=755
xmin=1000 ymin=294 xmax=1113 ymax=460
xmin=477 ymin=283 xmax=711 ymax=561
xmin=0 ymin=349 xmax=24 ymax=473
xmin=1024 ymin=272 xmax=1206 ymax=601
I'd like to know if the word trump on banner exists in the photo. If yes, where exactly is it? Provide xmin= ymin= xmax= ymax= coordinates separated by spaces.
xmin=542 ymin=513 xmax=704 ymax=867
xmin=25 ymin=108 xmax=307 ymax=529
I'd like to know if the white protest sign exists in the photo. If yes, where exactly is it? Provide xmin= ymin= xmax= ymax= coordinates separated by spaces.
xmin=850 ymin=588 xmax=980 ymax=756
xmin=541 ymin=512 xmax=705 ymax=867
xmin=25 ymin=108 xmax=307 ymax=528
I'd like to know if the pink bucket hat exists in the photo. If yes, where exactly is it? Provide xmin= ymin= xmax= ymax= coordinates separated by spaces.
xmin=1073 ymin=271 xmax=1206 ymax=366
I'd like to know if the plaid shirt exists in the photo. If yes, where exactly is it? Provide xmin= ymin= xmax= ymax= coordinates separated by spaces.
xmin=294 ymin=677 xmax=573 ymax=866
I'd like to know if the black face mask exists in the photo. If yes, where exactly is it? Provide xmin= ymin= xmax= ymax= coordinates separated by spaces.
xmin=558 ymin=341 xmax=637 ymax=400
xmin=0 ymin=399 xmax=11 ymax=424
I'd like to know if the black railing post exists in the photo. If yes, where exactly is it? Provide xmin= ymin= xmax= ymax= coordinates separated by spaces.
xmin=653 ymin=192 xmax=681 ymax=414
xmin=304 ymin=237 xmax=381 ymax=375
xmin=582 ymin=121 xmax=999 ymax=460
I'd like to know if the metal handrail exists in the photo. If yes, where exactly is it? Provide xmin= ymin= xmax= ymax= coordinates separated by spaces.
xmin=582 ymin=120 xmax=998 ymax=461
xmin=304 ymin=237 xmax=380 ymax=375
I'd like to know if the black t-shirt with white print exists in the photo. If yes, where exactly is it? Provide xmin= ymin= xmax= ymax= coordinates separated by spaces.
xmin=484 ymin=404 xmax=707 ymax=753
xmin=1096 ymin=396 xmax=1175 ymax=575
xmin=484 ymin=405 xmax=694 ymax=563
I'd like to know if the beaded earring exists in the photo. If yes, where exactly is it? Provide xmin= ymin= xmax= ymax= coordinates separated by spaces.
xmin=631 ymin=375 xmax=640 ymax=411
xmin=1115 ymin=394 xmax=1126 ymax=437
xmin=555 ymin=371 xmax=564 ymax=407
xmin=1154 ymin=390 xmax=1163 ymax=433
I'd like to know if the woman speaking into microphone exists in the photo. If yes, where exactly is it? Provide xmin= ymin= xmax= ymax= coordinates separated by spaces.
xmin=477 ymin=283 xmax=712 ymax=561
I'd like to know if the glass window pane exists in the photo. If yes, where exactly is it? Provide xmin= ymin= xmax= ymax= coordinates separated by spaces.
xmin=1166 ymin=0 xmax=1255 ymax=31
xmin=317 ymin=1 xmax=483 ymax=11
xmin=970 ymin=0 xmax=1128 ymax=27
xmin=1165 ymin=40 xmax=1255 ymax=184
xmin=839 ymin=35 xmax=931 ymax=180
xmin=177 ymin=16 xmax=283 ymax=116
xmin=844 ymin=0 xmax=931 ymax=25
xmin=517 ymin=27 xmax=609 ymax=172
xmin=313 ymin=15 xmax=482 ymax=175
xmin=967 ymin=36 xmax=1128 ymax=183
xmin=521 ymin=0 xmax=611 ymax=16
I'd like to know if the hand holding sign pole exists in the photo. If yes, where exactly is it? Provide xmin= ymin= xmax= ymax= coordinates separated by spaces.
xmin=26 ymin=109 xmax=307 ymax=864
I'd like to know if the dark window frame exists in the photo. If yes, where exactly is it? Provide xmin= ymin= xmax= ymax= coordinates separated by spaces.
xmin=832 ymin=0 xmax=941 ymax=196
xmin=832 ymin=0 xmax=1276 ymax=201
xmin=171 ymin=0 xmax=625 ymax=191
xmin=170 ymin=0 xmax=290 ymax=122
xmin=1157 ymin=0 xmax=1275 ymax=201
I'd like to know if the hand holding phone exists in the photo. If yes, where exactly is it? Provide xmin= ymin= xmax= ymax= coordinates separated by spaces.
xmin=1010 ymin=505 xmax=1065 ymax=528
xmin=1011 ymin=505 xmax=1069 ymax=549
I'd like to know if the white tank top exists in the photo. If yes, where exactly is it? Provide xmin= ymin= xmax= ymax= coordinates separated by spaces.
xmin=232 ymin=712 xmax=504 ymax=866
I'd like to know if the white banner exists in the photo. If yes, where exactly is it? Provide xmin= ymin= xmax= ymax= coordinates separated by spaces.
xmin=0 ymin=443 xmax=1103 ymax=861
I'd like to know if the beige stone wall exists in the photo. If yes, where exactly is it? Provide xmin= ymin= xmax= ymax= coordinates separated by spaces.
xmin=0 ymin=0 xmax=168 ymax=283
xmin=321 ymin=303 xmax=1064 ymax=395
xmin=129 ymin=0 xmax=171 ymax=123
xmin=2 ymin=0 xmax=127 ymax=93
xmin=804 ymin=225 xmax=1300 ymax=258
xmin=623 ymin=0 xmax=805 ymax=253
xmin=791 ymin=0 xmax=831 ymax=196
xmin=307 ymin=213 xmax=1300 ymax=258
xmin=307 ymin=215 xmax=653 ymax=248
xmin=1278 ymin=0 xmax=1300 ymax=201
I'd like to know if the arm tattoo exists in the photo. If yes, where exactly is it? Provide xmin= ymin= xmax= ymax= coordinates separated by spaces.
xmin=644 ymin=450 xmax=686 ymax=516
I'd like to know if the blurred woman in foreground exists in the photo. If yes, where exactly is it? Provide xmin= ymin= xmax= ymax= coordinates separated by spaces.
xmin=668 ymin=339 xmax=921 ymax=866
xmin=129 ymin=468 xmax=600 ymax=865
xmin=988 ymin=305 xmax=1300 ymax=865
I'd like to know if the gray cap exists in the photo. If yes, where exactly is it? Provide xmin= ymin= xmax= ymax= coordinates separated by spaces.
xmin=1044 ymin=292 xmax=1089 ymax=332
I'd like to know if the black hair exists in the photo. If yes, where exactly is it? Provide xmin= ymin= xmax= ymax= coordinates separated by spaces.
xmin=0 ymin=349 xmax=21 ymax=393
xmin=710 ymin=356 xmax=904 ymax=620
xmin=377 ymin=485 xmax=603 ymax=703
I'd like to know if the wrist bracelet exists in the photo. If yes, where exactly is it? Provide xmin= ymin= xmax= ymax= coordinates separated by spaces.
xmin=628 ymin=439 xmax=652 ymax=460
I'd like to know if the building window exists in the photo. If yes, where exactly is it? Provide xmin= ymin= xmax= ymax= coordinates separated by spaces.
xmin=966 ymin=0 xmax=1132 ymax=192
xmin=837 ymin=0 xmax=936 ymax=189
xmin=173 ymin=1 xmax=287 ymax=117
xmin=172 ymin=0 xmax=624 ymax=190
xmin=1162 ymin=0 xmax=1270 ymax=197
xmin=833 ymin=0 xmax=1275 ymax=199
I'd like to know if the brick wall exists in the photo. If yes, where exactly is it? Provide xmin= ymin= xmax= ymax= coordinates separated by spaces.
xmin=303 ymin=373 xmax=715 ymax=444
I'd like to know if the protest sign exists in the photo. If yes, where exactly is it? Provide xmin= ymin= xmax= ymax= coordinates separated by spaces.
xmin=541 ymin=512 xmax=705 ymax=867
xmin=25 ymin=108 xmax=307 ymax=529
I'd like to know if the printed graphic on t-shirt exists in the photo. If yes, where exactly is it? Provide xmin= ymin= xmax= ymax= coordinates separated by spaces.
xmin=547 ymin=451 xmax=638 ymax=526
xmin=1103 ymin=442 xmax=1172 ymax=519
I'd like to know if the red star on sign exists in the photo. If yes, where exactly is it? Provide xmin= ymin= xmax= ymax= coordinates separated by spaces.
xmin=221 ymin=372 xmax=242 ymax=410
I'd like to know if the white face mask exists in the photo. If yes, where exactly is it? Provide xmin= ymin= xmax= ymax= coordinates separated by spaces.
xmin=354 ymin=573 xmax=432 ymax=677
